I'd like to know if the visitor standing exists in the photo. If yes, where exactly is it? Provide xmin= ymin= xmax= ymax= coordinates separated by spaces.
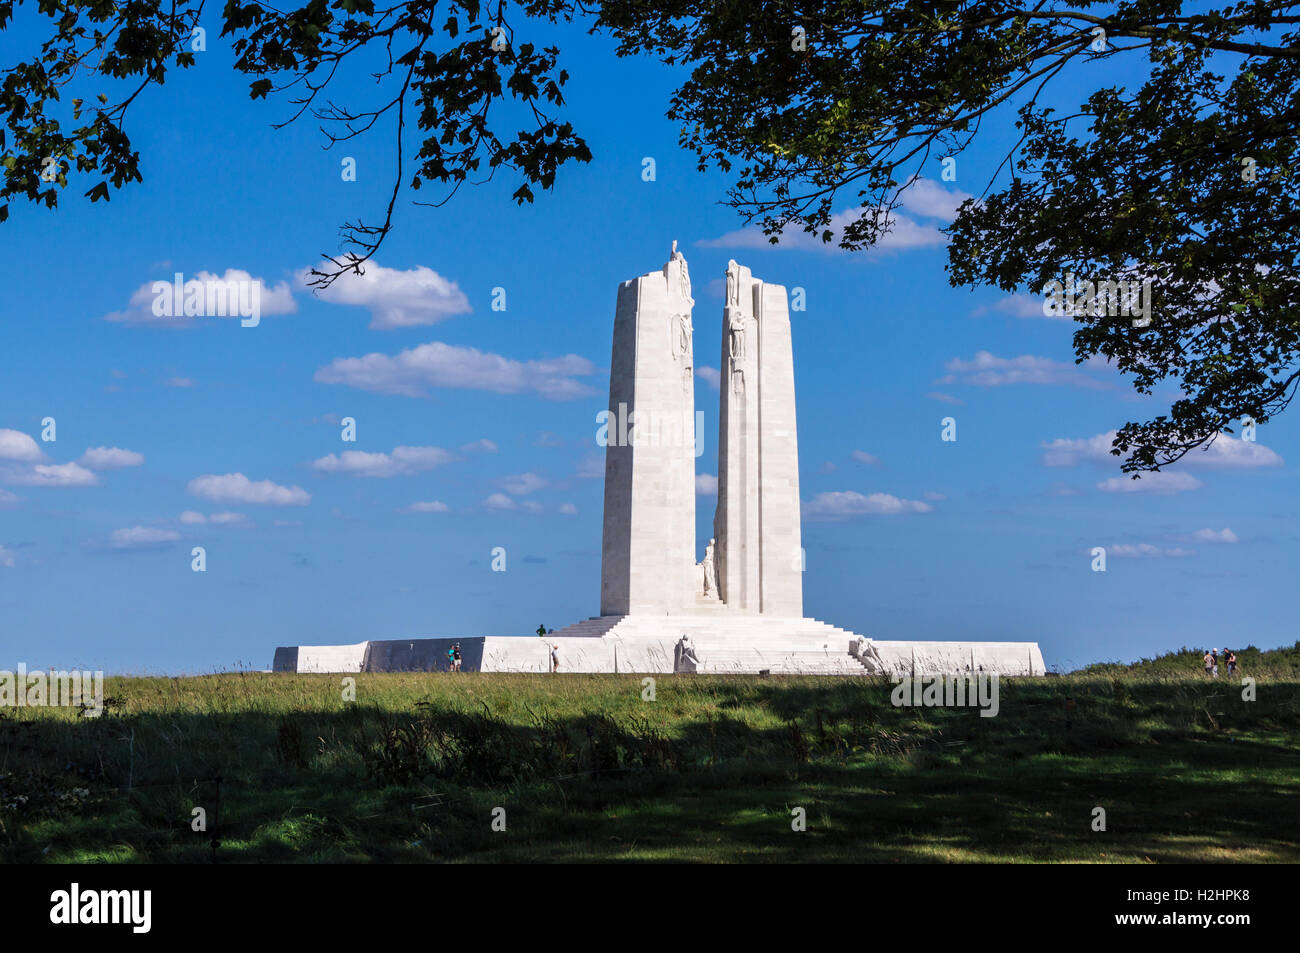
xmin=1204 ymin=649 xmax=1214 ymax=676
xmin=452 ymin=643 xmax=462 ymax=672
xmin=1225 ymin=648 xmax=1237 ymax=676
xmin=551 ymin=643 xmax=559 ymax=673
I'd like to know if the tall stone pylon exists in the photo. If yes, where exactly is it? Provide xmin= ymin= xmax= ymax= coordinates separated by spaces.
xmin=600 ymin=243 xmax=698 ymax=615
xmin=712 ymin=260 xmax=803 ymax=616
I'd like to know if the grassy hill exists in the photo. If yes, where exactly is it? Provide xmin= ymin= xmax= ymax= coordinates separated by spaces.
xmin=3 ymin=646 xmax=1298 ymax=862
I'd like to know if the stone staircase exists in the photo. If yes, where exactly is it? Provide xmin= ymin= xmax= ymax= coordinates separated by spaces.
xmin=546 ymin=613 xmax=874 ymax=676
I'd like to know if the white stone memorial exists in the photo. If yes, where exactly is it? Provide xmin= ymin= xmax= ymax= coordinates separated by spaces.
xmin=275 ymin=244 xmax=1046 ymax=676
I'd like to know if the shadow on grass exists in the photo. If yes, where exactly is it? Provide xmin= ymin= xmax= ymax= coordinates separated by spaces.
xmin=2 ymin=673 xmax=1297 ymax=862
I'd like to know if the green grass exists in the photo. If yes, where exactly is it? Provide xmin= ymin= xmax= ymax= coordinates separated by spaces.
xmin=3 ymin=646 xmax=1299 ymax=863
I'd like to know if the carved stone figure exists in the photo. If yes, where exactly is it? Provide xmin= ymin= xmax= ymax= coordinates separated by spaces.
xmin=700 ymin=537 xmax=717 ymax=598
xmin=728 ymin=308 xmax=746 ymax=363
xmin=674 ymin=634 xmax=701 ymax=673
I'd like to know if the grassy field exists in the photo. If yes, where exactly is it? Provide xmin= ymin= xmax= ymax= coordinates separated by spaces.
xmin=3 ymin=645 xmax=1299 ymax=863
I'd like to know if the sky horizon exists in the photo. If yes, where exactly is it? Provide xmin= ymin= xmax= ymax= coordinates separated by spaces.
xmin=2 ymin=15 xmax=1297 ymax=675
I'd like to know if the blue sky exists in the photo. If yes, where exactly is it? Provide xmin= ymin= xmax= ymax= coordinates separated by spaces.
xmin=2 ymin=15 xmax=1296 ymax=673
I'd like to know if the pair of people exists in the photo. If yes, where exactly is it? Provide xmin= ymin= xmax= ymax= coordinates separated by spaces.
xmin=446 ymin=643 xmax=462 ymax=672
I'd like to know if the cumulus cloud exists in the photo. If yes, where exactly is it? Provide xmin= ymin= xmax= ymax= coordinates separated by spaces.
xmin=107 ymin=526 xmax=182 ymax=550
xmin=0 ymin=489 xmax=19 ymax=508
xmin=902 ymin=177 xmax=974 ymax=221
xmin=315 ymin=342 xmax=597 ymax=400
xmin=698 ymin=179 xmax=969 ymax=256
xmin=926 ymin=391 xmax=964 ymax=405
xmin=1183 ymin=434 xmax=1284 ymax=468
xmin=177 ymin=511 xmax=253 ymax=526
xmin=1045 ymin=430 xmax=1281 ymax=469
xmin=311 ymin=446 xmax=456 ymax=478
xmin=1193 ymin=527 xmax=1238 ymax=543
xmin=803 ymin=491 xmax=934 ymax=521
xmin=1097 ymin=471 xmax=1203 ymax=494
xmin=696 ymin=473 xmax=718 ymax=495
xmin=79 ymin=447 xmax=145 ymax=470
xmin=296 ymin=261 xmax=471 ymax=330
xmin=696 ymin=366 xmax=721 ymax=390
xmin=0 ymin=544 xmax=15 ymax=567
xmin=851 ymin=450 xmax=880 ymax=466
xmin=483 ymin=493 xmax=543 ymax=513
xmin=5 ymin=462 xmax=99 ymax=487
xmin=973 ymin=294 xmax=1062 ymax=320
xmin=404 ymin=501 xmax=449 ymax=513
xmin=701 ymin=208 xmax=946 ymax=255
xmin=500 ymin=472 xmax=547 ymax=495
xmin=187 ymin=473 xmax=310 ymax=505
xmin=559 ymin=503 xmax=577 ymax=515
xmin=460 ymin=439 xmax=498 ymax=454
xmin=942 ymin=351 xmax=1107 ymax=389
xmin=105 ymin=270 xmax=297 ymax=326
xmin=0 ymin=429 xmax=42 ymax=462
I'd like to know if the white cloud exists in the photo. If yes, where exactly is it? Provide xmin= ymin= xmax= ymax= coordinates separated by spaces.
xmin=698 ymin=179 xmax=970 ymax=256
xmin=482 ymin=493 xmax=544 ymax=513
xmin=942 ymin=351 xmax=1107 ymax=389
xmin=105 ymin=270 xmax=297 ymax=326
xmin=0 ymin=429 xmax=42 ymax=462
xmin=108 ymin=526 xmax=182 ymax=550
xmin=179 ymin=510 xmax=252 ymax=527
xmin=79 ymin=446 xmax=145 ymax=470
xmin=296 ymin=261 xmax=471 ymax=330
xmin=311 ymin=446 xmax=456 ymax=478
xmin=696 ymin=473 xmax=718 ymax=495
xmin=5 ymin=462 xmax=99 ymax=487
xmin=1185 ymin=434 xmax=1283 ymax=468
xmin=315 ymin=342 xmax=597 ymax=400
xmin=974 ymin=294 xmax=1060 ymax=320
xmin=1045 ymin=430 xmax=1282 ymax=469
xmin=460 ymin=439 xmax=498 ymax=454
xmin=851 ymin=450 xmax=880 ymax=466
xmin=500 ymin=472 xmax=547 ymax=495
xmin=0 ymin=489 xmax=19 ymax=507
xmin=209 ymin=512 xmax=252 ymax=526
xmin=0 ymin=544 xmax=15 ymax=567
xmin=1097 ymin=471 xmax=1203 ymax=494
xmin=923 ymin=491 xmax=946 ymax=501
xmin=576 ymin=455 xmax=604 ymax=479
xmin=1042 ymin=431 xmax=1120 ymax=467
xmin=803 ymin=491 xmax=934 ymax=521
xmin=696 ymin=366 xmax=721 ymax=390
xmin=164 ymin=377 xmax=196 ymax=388
xmin=559 ymin=503 xmax=578 ymax=515
xmin=404 ymin=501 xmax=449 ymax=513
xmin=700 ymin=208 xmax=945 ymax=255
xmin=1193 ymin=527 xmax=1238 ymax=543
xmin=927 ymin=391 xmax=964 ymax=405
xmin=187 ymin=473 xmax=310 ymax=505
xmin=902 ymin=177 xmax=973 ymax=221
xmin=1107 ymin=543 xmax=1195 ymax=558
